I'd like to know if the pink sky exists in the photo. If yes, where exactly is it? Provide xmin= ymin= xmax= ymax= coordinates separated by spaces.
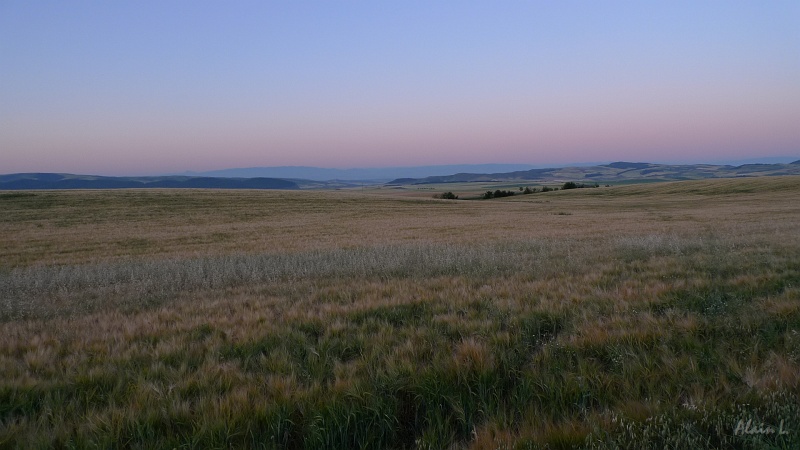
xmin=2 ymin=2 xmax=798 ymax=175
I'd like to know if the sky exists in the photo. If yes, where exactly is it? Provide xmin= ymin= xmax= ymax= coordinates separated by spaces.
xmin=2 ymin=1 xmax=799 ymax=176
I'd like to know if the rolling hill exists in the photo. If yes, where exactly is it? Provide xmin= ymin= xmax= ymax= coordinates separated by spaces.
xmin=386 ymin=160 xmax=800 ymax=185
xmin=3 ymin=160 xmax=799 ymax=190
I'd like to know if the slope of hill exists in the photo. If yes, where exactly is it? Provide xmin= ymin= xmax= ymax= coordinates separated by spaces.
xmin=387 ymin=161 xmax=800 ymax=185
xmin=0 ymin=174 xmax=299 ymax=190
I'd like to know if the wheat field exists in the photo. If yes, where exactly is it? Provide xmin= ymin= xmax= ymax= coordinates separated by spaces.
xmin=1 ymin=177 xmax=799 ymax=449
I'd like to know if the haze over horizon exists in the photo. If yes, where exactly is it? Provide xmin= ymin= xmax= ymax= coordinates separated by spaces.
xmin=2 ymin=2 xmax=799 ymax=176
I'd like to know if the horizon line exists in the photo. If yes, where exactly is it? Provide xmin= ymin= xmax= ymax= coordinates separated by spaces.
xmin=3 ymin=156 xmax=798 ymax=179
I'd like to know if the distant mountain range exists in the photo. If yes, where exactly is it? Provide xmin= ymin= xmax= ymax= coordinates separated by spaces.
xmin=180 ymin=158 xmax=799 ymax=181
xmin=0 ymin=173 xmax=298 ymax=190
xmin=387 ymin=160 xmax=800 ymax=185
xmin=182 ymin=164 xmax=544 ymax=181
xmin=2 ymin=160 xmax=799 ymax=190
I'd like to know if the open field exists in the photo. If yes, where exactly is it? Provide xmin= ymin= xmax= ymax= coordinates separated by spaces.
xmin=1 ymin=177 xmax=800 ymax=449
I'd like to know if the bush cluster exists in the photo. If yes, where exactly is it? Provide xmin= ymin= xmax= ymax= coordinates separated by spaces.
xmin=562 ymin=181 xmax=600 ymax=190
xmin=433 ymin=191 xmax=458 ymax=199
xmin=482 ymin=190 xmax=517 ymax=199
xmin=478 ymin=182 xmax=599 ymax=200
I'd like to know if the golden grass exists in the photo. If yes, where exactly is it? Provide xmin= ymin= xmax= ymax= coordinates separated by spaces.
xmin=2 ymin=176 xmax=797 ymax=269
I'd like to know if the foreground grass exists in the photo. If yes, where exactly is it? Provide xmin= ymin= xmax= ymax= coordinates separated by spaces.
xmin=1 ymin=178 xmax=799 ymax=449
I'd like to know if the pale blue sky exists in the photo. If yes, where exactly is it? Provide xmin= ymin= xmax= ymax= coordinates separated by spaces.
xmin=2 ymin=1 xmax=799 ymax=175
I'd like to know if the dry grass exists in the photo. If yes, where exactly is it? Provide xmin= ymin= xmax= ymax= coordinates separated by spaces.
xmin=4 ymin=177 xmax=798 ymax=269
xmin=1 ymin=177 xmax=799 ymax=448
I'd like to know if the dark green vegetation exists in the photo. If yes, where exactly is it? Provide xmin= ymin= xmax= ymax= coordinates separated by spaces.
xmin=434 ymin=191 xmax=459 ymax=200
xmin=1 ymin=177 xmax=799 ymax=449
xmin=479 ymin=184 xmax=596 ymax=199
xmin=561 ymin=182 xmax=599 ymax=190
xmin=482 ymin=190 xmax=518 ymax=199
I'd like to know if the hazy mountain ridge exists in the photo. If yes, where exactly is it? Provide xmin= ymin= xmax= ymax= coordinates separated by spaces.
xmin=185 ymin=164 xmax=544 ymax=181
xmin=2 ymin=160 xmax=798 ymax=190
xmin=0 ymin=174 xmax=299 ymax=190
xmin=387 ymin=161 xmax=800 ymax=185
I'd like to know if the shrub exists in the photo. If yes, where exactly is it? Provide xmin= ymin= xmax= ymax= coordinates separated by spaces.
xmin=482 ymin=190 xmax=516 ymax=200
xmin=561 ymin=182 xmax=601 ymax=190
xmin=434 ymin=192 xmax=458 ymax=200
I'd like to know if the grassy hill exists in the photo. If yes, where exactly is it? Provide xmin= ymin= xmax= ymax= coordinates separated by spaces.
xmin=388 ymin=160 xmax=800 ymax=185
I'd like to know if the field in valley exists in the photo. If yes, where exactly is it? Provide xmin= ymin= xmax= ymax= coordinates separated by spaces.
xmin=1 ymin=177 xmax=799 ymax=449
